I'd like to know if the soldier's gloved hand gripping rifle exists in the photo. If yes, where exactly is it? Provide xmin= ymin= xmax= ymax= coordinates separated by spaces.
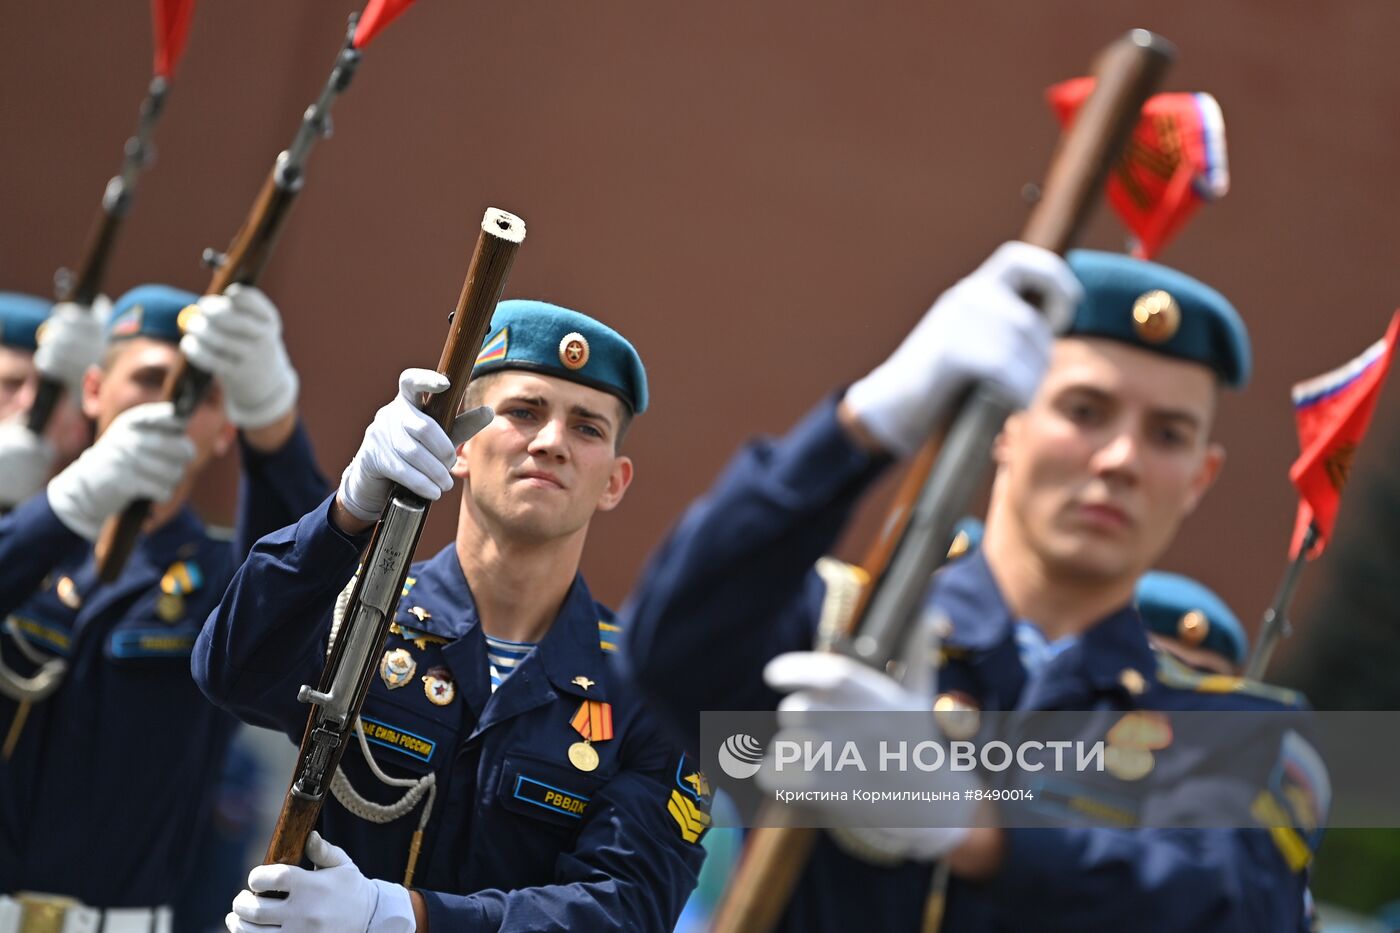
xmin=263 ymin=207 xmax=525 ymax=874
xmin=95 ymin=0 xmax=421 ymax=581
xmin=710 ymin=29 xmax=1176 ymax=933
xmin=23 ymin=0 xmax=198 ymax=437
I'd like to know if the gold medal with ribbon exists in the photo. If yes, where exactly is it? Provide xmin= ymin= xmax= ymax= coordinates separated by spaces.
xmin=567 ymin=699 xmax=613 ymax=772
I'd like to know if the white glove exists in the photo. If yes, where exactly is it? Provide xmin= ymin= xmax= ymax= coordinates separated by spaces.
xmin=337 ymin=368 xmax=495 ymax=523
xmin=46 ymin=401 xmax=194 ymax=540
xmin=761 ymin=649 xmax=978 ymax=863
xmin=179 ymin=284 xmax=299 ymax=429
xmin=0 ymin=422 xmax=55 ymax=507
xmin=34 ymin=297 xmax=108 ymax=395
xmin=843 ymin=241 xmax=1081 ymax=457
xmin=226 ymin=831 xmax=415 ymax=933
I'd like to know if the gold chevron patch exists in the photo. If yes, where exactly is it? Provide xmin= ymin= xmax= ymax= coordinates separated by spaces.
xmin=667 ymin=789 xmax=711 ymax=843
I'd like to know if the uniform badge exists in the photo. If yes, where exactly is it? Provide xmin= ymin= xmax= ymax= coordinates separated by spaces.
xmin=55 ymin=576 xmax=82 ymax=610
xmin=571 ymin=675 xmax=595 ymax=691
xmin=1118 ymin=667 xmax=1148 ymax=696
xmin=380 ymin=648 xmax=416 ymax=690
xmin=568 ymin=699 xmax=614 ymax=772
xmin=408 ymin=606 xmax=432 ymax=623
xmin=558 ymin=332 xmax=590 ymax=370
xmin=1105 ymin=746 xmax=1155 ymax=781
xmin=157 ymin=593 xmax=185 ymax=622
xmin=1106 ymin=711 xmax=1173 ymax=751
xmin=1177 ymin=609 xmax=1209 ymax=646
xmin=1131 ymin=289 xmax=1181 ymax=343
xmin=422 ymin=665 xmax=455 ymax=705
xmin=389 ymin=621 xmax=449 ymax=651
xmin=669 ymin=753 xmax=713 ymax=843
xmin=1104 ymin=711 xmax=1169 ymax=782
xmin=933 ymin=691 xmax=982 ymax=740
xmin=158 ymin=560 xmax=204 ymax=624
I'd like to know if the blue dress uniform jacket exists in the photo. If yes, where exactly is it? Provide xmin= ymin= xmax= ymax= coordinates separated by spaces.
xmin=619 ymin=398 xmax=1320 ymax=932
xmin=0 ymin=425 xmax=326 ymax=906
xmin=193 ymin=496 xmax=706 ymax=932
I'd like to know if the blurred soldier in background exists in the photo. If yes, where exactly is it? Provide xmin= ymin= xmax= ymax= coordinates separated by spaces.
xmin=0 ymin=283 xmax=325 ymax=932
xmin=0 ymin=292 xmax=99 ymax=505
xmin=621 ymin=244 xmax=1326 ymax=930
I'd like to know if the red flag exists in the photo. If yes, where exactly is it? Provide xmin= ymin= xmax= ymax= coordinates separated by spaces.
xmin=353 ymin=0 xmax=418 ymax=49
xmin=1047 ymin=77 xmax=1229 ymax=260
xmin=1287 ymin=311 xmax=1400 ymax=558
xmin=151 ymin=0 xmax=197 ymax=79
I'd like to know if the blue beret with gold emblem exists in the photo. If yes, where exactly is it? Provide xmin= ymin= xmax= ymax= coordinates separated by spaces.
xmin=1136 ymin=571 xmax=1248 ymax=667
xmin=106 ymin=284 xmax=199 ymax=345
xmin=0 ymin=293 xmax=51 ymax=351
xmin=1067 ymin=250 xmax=1251 ymax=388
xmin=472 ymin=299 xmax=648 ymax=414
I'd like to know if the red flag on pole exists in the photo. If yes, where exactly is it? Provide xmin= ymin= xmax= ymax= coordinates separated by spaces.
xmin=1047 ymin=77 xmax=1229 ymax=260
xmin=353 ymin=0 xmax=419 ymax=49
xmin=1287 ymin=311 xmax=1400 ymax=558
xmin=151 ymin=0 xmax=197 ymax=78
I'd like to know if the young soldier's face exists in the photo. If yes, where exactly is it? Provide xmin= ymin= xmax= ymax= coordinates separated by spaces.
xmin=0 ymin=346 xmax=36 ymax=421
xmin=453 ymin=371 xmax=633 ymax=543
xmin=993 ymin=337 xmax=1224 ymax=584
xmin=81 ymin=338 xmax=233 ymax=470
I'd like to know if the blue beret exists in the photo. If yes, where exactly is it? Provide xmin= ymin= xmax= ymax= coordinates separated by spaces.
xmin=472 ymin=299 xmax=648 ymax=415
xmin=1066 ymin=250 xmax=1251 ymax=388
xmin=106 ymin=284 xmax=199 ymax=345
xmin=1135 ymin=571 xmax=1248 ymax=667
xmin=0 ymin=293 xmax=51 ymax=351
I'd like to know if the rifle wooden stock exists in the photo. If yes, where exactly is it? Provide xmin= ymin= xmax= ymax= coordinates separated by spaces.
xmin=96 ymin=171 xmax=297 ymax=582
xmin=262 ymin=208 xmax=525 ymax=869
xmin=710 ymin=30 xmax=1174 ymax=933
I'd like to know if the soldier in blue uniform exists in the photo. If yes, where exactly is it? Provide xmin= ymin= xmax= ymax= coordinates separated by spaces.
xmin=197 ymin=300 xmax=707 ymax=932
xmin=0 ymin=283 xmax=326 ymax=931
xmin=0 ymin=292 xmax=51 ymax=421
xmin=0 ymin=291 xmax=99 ymax=504
xmin=1136 ymin=571 xmax=1248 ymax=675
xmin=620 ymin=243 xmax=1327 ymax=930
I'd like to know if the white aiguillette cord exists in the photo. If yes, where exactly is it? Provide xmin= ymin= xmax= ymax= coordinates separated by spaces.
xmin=326 ymin=575 xmax=438 ymax=886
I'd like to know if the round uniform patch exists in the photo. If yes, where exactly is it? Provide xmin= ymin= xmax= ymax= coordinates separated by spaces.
xmin=177 ymin=303 xmax=201 ymax=335
xmin=1105 ymin=746 xmax=1155 ymax=781
xmin=55 ymin=576 xmax=82 ymax=610
xmin=932 ymin=691 xmax=982 ymax=740
xmin=423 ymin=670 xmax=455 ymax=706
xmin=1177 ymin=609 xmax=1210 ymax=646
xmin=1118 ymin=667 xmax=1147 ymax=696
xmin=157 ymin=593 xmax=185 ymax=622
xmin=1131 ymin=290 xmax=1181 ymax=344
xmin=558 ymin=332 xmax=590 ymax=370
xmin=380 ymin=648 xmax=416 ymax=690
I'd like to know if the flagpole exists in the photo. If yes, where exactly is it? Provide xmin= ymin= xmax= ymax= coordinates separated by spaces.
xmin=1245 ymin=523 xmax=1318 ymax=680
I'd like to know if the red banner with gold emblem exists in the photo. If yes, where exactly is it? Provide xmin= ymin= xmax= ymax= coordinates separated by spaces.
xmin=1047 ymin=77 xmax=1229 ymax=260
xmin=1288 ymin=311 xmax=1400 ymax=557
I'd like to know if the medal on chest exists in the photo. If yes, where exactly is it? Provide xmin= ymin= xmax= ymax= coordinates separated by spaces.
xmin=422 ymin=665 xmax=456 ymax=706
xmin=567 ymin=698 xmax=613 ymax=772
xmin=379 ymin=648 xmax=417 ymax=689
